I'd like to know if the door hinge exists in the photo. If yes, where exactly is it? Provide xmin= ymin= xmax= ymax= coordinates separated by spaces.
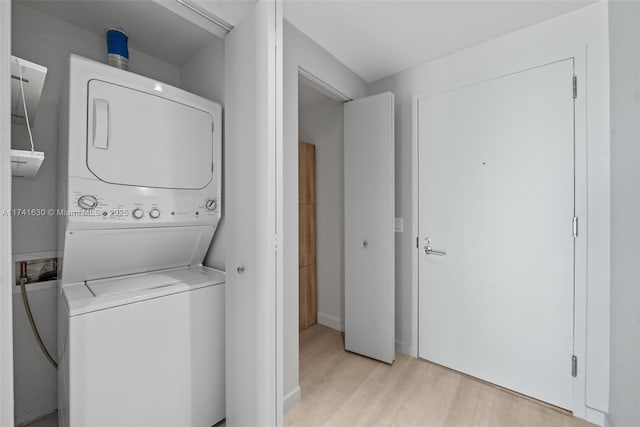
xmin=416 ymin=237 xmax=419 ymax=248
xmin=572 ymin=355 xmax=578 ymax=377
xmin=573 ymin=75 xmax=577 ymax=99
xmin=572 ymin=216 xmax=579 ymax=238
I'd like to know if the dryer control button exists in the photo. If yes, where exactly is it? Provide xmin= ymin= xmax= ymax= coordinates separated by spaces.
xmin=78 ymin=195 xmax=98 ymax=210
xmin=132 ymin=208 xmax=144 ymax=219
xmin=205 ymin=199 xmax=217 ymax=211
xmin=149 ymin=208 xmax=160 ymax=219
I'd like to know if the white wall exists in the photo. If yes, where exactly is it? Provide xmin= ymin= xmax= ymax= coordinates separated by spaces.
xmin=12 ymin=2 xmax=181 ymax=255
xmin=299 ymin=97 xmax=345 ymax=331
xmin=180 ymin=36 xmax=226 ymax=270
xmin=11 ymin=3 xmax=181 ymax=424
xmin=283 ymin=20 xmax=367 ymax=411
xmin=608 ymin=2 xmax=640 ymax=426
xmin=367 ymin=2 xmax=609 ymax=423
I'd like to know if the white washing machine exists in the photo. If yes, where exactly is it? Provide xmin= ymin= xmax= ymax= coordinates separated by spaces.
xmin=59 ymin=266 xmax=225 ymax=426
xmin=58 ymin=55 xmax=224 ymax=427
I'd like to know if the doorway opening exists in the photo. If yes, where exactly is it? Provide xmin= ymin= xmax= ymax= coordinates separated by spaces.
xmin=297 ymin=77 xmax=345 ymax=340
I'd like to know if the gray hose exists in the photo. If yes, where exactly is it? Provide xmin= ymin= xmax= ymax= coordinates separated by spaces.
xmin=20 ymin=281 xmax=58 ymax=369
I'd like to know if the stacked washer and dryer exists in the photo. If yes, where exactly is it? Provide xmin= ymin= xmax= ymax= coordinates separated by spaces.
xmin=57 ymin=55 xmax=225 ymax=427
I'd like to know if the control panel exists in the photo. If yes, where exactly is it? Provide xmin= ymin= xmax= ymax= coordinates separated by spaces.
xmin=77 ymin=195 xmax=99 ymax=210
xmin=65 ymin=178 xmax=221 ymax=229
xmin=131 ymin=208 xmax=145 ymax=219
xmin=205 ymin=199 xmax=217 ymax=211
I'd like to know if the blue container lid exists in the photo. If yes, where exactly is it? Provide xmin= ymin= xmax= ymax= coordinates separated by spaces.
xmin=106 ymin=28 xmax=129 ymax=59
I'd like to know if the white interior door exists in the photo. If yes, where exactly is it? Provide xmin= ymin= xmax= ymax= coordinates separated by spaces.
xmin=224 ymin=2 xmax=280 ymax=425
xmin=344 ymin=92 xmax=395 ymax=364
xmin=417 ymin=59 xmax=575 ymax=409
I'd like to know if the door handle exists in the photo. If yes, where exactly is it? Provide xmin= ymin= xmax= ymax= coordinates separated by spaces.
xmin=93 ymin=98 xmax=109 ymax=150
xmin=424 ymin=246 xmax=446 ymax=256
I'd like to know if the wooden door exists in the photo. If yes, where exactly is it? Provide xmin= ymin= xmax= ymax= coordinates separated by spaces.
xmin=417 ymin=59 xmax=575 ymax=409
xmin=299 ymin=141 xmax=317 ymax=331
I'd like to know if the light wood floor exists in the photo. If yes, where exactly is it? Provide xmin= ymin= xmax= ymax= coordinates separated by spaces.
xmin=285 ymin=324 xmax=595 ymax=427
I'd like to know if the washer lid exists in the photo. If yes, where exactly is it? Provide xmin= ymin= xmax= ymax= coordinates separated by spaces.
xmin=60 ymin=226 xmax=215 ymax=285
xmin=86 ymin=266 xmax=211 ymax=297
xmin=64 ymin=266 xmax=226 ymax=316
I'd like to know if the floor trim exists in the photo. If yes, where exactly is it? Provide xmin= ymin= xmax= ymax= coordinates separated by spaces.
xmin=317 ymin=313 xmax=343 ymax=332
xmin=586 ymin=407 xmax=606 ymax=427
xmin=395 ymin=339 xmax=416 ymax=357
xmin=283 ymin=386 xmax=301 ymax=413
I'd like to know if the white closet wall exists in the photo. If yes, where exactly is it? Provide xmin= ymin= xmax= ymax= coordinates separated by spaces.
xmin=608 ymin=2 xmax=640 ymax=427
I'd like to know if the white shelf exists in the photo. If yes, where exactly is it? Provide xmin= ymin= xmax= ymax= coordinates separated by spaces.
xmin=11 ymin=149 xmax=45 ymax=179
xmin=11 ymin=55 xmax=47 ymax=126
xmin=11 ymin=56 xmax=47 ymax=179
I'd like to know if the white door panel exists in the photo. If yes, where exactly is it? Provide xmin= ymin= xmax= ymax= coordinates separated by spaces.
xmin=87 ymin=80 xmax=214 ymax=189
xmin=418 ymin=60 xmax=574 ymax=409
xmin=224 ymin=2 xmax=279 ymax=425
xmin=344 ymin=92 xmax=395 ymax=364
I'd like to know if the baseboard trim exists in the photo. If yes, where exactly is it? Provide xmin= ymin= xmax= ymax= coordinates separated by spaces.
xmin=317 ymin=313 xmax=343 ymax=332
xmin=585 ymin=406 xmax=606 ymax=427
xmin=395 ymin=339 xmax=417 ymax=357
xmin=283 ymin=386 xmax=301 ymax=413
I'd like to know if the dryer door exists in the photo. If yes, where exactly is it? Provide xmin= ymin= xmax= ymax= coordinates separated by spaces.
xmin=86 ymin=80 xmax=214 ymax=189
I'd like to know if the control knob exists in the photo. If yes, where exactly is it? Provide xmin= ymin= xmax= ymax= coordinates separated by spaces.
xmin=205 ymin=199 xmax=217 ymax=211
xmin=77 ymin=195 xmax=98 ymax=210
xmin=149 ymin=208 xmax=160 ymax=219
xmin=132 ymin=208 xmax=144 ymax=219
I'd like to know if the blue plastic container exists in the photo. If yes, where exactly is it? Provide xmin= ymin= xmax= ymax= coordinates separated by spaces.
xmin=106 ymin=28 xmax=129 ymax=70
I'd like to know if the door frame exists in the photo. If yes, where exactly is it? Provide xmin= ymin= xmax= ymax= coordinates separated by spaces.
xmin=274 ymin=2 xmax=284 ymax=425
xmin=279 ymin=65 xmax=355 ymax=412
xmin=411 ymin=55 xmax=588 ymax=416
xmin=298 ymin=68 xmax=353 ymax=103
xmin=0 ymin=1 xmax=14 ymax=424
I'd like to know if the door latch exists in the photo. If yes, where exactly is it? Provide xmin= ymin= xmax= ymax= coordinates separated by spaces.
xmin=423 ymin=237 xmax=446 ymax=256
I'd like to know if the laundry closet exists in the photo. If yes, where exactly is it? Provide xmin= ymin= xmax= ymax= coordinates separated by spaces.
xmin=7 ymin=1 xmax=277 ymax=425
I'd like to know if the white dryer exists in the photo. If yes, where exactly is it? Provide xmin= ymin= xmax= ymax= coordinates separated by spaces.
xmin=58 ymin=55 xmax=224 ymax=427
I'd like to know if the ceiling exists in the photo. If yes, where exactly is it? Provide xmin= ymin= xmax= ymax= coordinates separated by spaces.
xmin=19 ymin=0 xmax=596 ymax=82
xmin=18 ymin=0 xmax=219 ymax=65
xmin=284 ymin=0 xmax=595 ymax=83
